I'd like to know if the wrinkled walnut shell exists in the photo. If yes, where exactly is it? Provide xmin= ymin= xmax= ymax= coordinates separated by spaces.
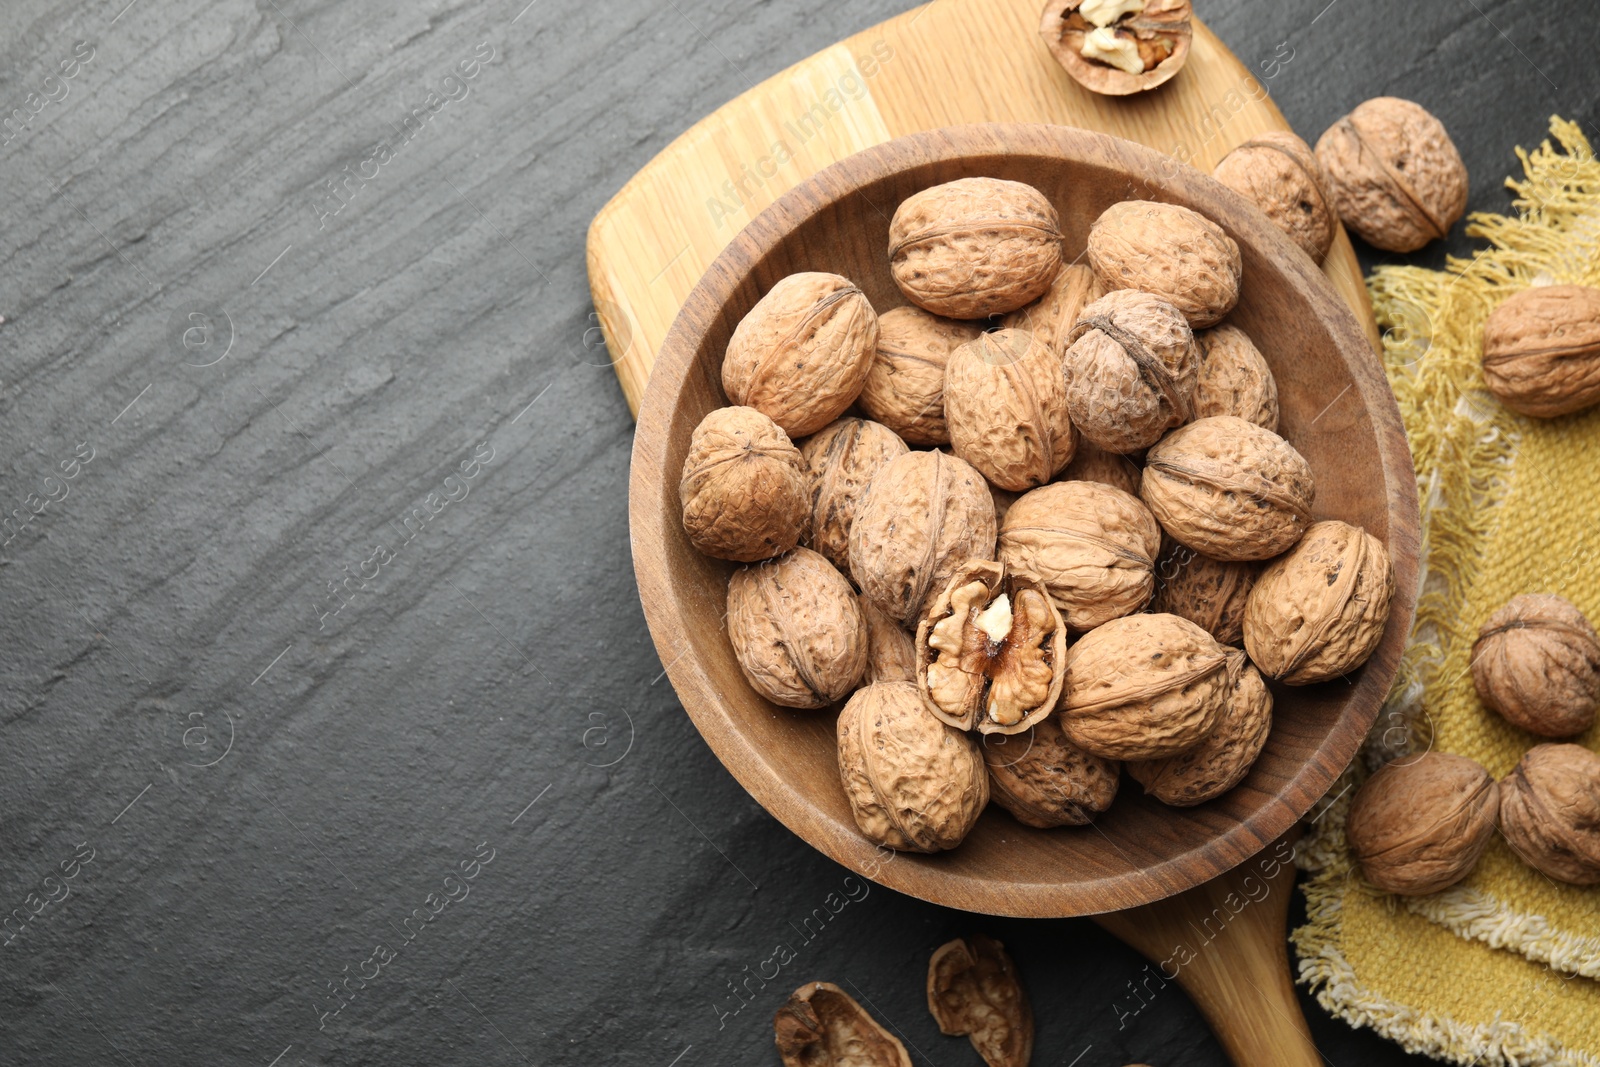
xmin=981 ymin=714 xmax=1119 ymax=828
xmin=1481 ymin=284 xmax=1600 ymax=418
xmin=1346 ymin=752 xmax=1498 ymax=896
xmin=859 ymin=306 xmax=983 ymax=445
xmin=1192 ymin=323 xmax=1279 ymax=431
xmin=1150 ymin=540 xmax=1260 ymax=647
xmin=862 ymin=597 xmax=918 ymax=685
xmin=1127 ymin=650 xmax=1271 ymax=806
xmin=1086 ymin=200 xmax=1241 ymax=327
xmin=727 ymin=548 xmax=867 ymax=709
xmin=946 ymin=328 xmax=1078 ymax=491
xmin=680 ymin=406 xmax=810 ymax=562
xmin=1498 ymin=744 xmax=1600 ymax=886
xmin=1059 ymin=439 xmax=1143 ymax=496
xmin=1471 ymin=593 xmax=1600 ymax=738
xmin=775 ymin=981 xmax=912 ymax=1067
xmin=927 ymin=936 xmax=1033 ymax=1067
xmin=999 ymin=262 xmax=1103 ymax=357
xmin=1038 ymin=0 xmax=1193 ymax=96
xmin=1212 ymin=131 xmax=1337 ymax=263
xmin=1064 ymin=289 xmax=1198 ymax=453
xmin=801 ymin=417 xmax=910 ymax=571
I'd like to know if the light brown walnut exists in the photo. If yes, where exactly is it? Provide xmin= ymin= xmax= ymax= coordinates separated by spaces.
xmin=999 ymin=262 xmax=1103 ymax=357
xmin=727 ymin=548 xmax=867 ymax=709
xmin=1150 ymin=539 xmax=1260 ymax=647
xmin=858 ymin=305 xmax=983 ymax=446
xmin=1064 ymin=289 xmax=1198 ymax=453
xmin=862 ymin=597 xmax=918 ymax=684
xmin=680 ymin=405 xmax=810 ymax=562
xmin=945 ymin=328 xmax=1078 ymax=491
xmin=800 ymin=417 xmax=909 ymax=571
xmin=1059 ymin=439 xmax=1143 ymax=496
xmin=1192 ymin=323 xmax=1279 ymax=431
xmin=775 ymin=982 xmax=912 ymax=1067
xmin=1346 ymin=752 xmax=1498 ymax=895
xmin=1481 ymin=284 xmax=1600 ymax=418
xmin=1472 ymin=593 xmax=1600 ymax=738
xmin=1086 ymin=200 xmax=1241 ymax=327
xmin=1212 ymin=131 xmax=1337 ymax=262
xmin=1128 ymin=650 xmax=1271 ymax=806
xmin=981 ymin=714 xmax=1119 ymax=828
xmin=1498 ymin=744 xmax=1600 ymax=886
xmin=926 ymin=935 xmax=1033 ymax=1067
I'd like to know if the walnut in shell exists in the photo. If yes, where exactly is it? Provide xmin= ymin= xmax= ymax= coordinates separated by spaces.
xmin=1212 ymin=132 xmax=1337 ymax=262
xmin=1063 ymin=289 xmax=1198 ymax=453
xmin=1141 ymin=416 xmax=1315 ymax=561
xmin=997 ymin=480 xmax=1160 ymax=631
xmin=1346 ymin=752 xmax=1498 ymax=895
xmin=927 ymin=936 xmax=1033 ymax=1067
xmin=888 ymin=178 xmax=1064 ymax=319
xmin=1314 ymin=97 xmax=1468 ymax=253
xmin=680 ymin=406 xmax=810 ymax=562
xmin=1192 ymin=323 xmax=1279 ymax=431
xmin=945 ymin=328 xmax=1078 ymax=491
xmin=1060 ymin=612 xmax=1232 ymax=760
xmin=981 ymin=714 xmax=1119 ymax=828
xmin=1244 ymin=520 xmax=1394 ymax=685
xmin=723 ymin=272 xmax=879 ymax=438
xmin=915 ymin=560 xmax=1067 ymax=735
xmin=862 ymin=597 xmax=918 ymax=684
xmin=1039 ymin=0 xmax=1192 ymax=96
xmin=1150 ymin=539 xmax=1260 ymax=647
xmin=1127 ymin=650 xmax=1271 ymax=806
xmin=1481 ymin=284 xmax=1600 ymax=418
xmin=1086 ymin=201 xmax=1241 ymax=327
xmin=999 ymin=262 xmax=1103 ymax=357
xmin=849 ymin=450 xmax=998 ymax=626
xmin=1471 ymin=594 xmax=1600 ymax=738
xmin=859 ymin=306 xmax=983 ymax=445
xmin=775 ymin=981 xmax=912 ymax=1067
xmin=800 ymin=417 xmax=909 ymax=571
xmin=836 ymin=681 xmax=989 ymax=853
xmin=727 ymin=548 xmax=867 ymax=708
xmin=1498 ymin=744 xmax=1600 ymax=885
xmin=1060 ymin=440 xmax=1143 ymax=496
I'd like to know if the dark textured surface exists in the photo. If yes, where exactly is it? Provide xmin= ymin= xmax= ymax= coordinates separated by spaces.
xmin=0 ymin=1 xmax=1592 ymax=1065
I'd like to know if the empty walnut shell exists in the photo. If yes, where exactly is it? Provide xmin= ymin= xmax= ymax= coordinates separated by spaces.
xmin=1060 ymin=612 xmax=1232 ymax=760
xmin=981 ymin=714 xmax=1119 ymax=828
xmin=1212 ymin=131 xmax=1337 ymax=263
xmin=850 ymin=450 xmax=998 ymax=626
xmin=1498 ymin=744 xmax=1600 ymax=885
xmin=1086 ymin=201 xmax=1241 ymax=327
xmin=859 ymin=306 xmax=983 ymax=445
xmin=927 ymin=935 xmax=1033 ymax=1067
xmin=945 ymin=328 xmax=1078 ymax=491
xmin=1346 ymin=751 xmax=1498 ymax=895
xmin=800 ymin=417 xmax=910 ymax=572
xmin=1481 ymin=284 xmax=1600 ymax=418
xmin=1060 ymin=440 xmax=1143 ymax=496
xmin=775 ymin=981 xmax=912 ymax=1067
xmin=1244 ymin=520 xmax=1395 ymax=685
xmin=727 ymin=548 xmax=867 ymax=709
xmin=889 ymin=177 xmax=1064 ymax=319
xmin=1150 ymin=539 xmax=1260 ymax=647
xmin=1141 ymin=416 xmax=1315 ymax=561
xmin=1064 ymin=289 xmax=1198 ymax=453
xmin=1471 ymin=594 xmax=1600 ymax=738
xmin=1315 ymin=97 xmax=1468 ymax=253
xmin=680 ymin=406 xmax=810 ymax=562
xmin=1039 ymin=0 xmax=1193 ymax=96
xmin=916 ymin=560 xmax=1068 ymax=735
xmin=836 ymin=681 xmax=989 ymax=853
xmin=1192 ymin=323 xmax=1279 ymax=432
xmin=999 ymin=262 xmax=1103 ymax=357
xmin=1128 ymin=650 xmax=1272 ymax=806
xmin=723 ymin=272 xmax=879 ymax=438
xmin=862 ymin=597 xmax=918 ymax=684
xmin=997 ymin=480 xmax=1160 ymax=631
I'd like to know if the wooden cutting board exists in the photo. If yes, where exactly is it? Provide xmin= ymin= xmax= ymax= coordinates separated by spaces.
xmin=585 ymin=0 xmax=1378 ymax=415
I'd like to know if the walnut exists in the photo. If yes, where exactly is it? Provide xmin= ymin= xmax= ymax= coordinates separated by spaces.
xmin=862 ymin=597 xmax=918 ymax=684
xmin=1059 ymin=439 xmax=1143 ymax=496
xmin=1212 ymin=132 xmax=1337 ymax=263
xmin=1244 ymin=520 xmax=1394 ymax=685
xmin=1063 ymin=289 xmax=1198 ymax=453
xmin=1086 ymin=201 xmax=1241 ymax=327
xmin=1060 ymin=613 xmax=1232 ymax=760
xmin=680 ymin=406 xmax=810 ymax=562
xmin=926 ymin=936 xmax=1033 ymax=1067
xmin=1192 ymin=323 xmax=1279 ymax=431
xmin=997 ymin=480 xmax=1160 ymax=631
xmin=1038 ymin=0 xmax=1192 ymax=96
xmin=1141 ymin=415 xmax=1315 ymax=561
xmin=1127 ymin=650 xmax=1271 ymax=806
xmin=888 ymin=178 xmax=1064 ymax=319
xmin=836 ymin=681 xmax=989 ymax=853
xmin=1314 ymin=97 xmax=1468 ymax=253
xmin=775 ymin=981 xmax=912 ymax=1067
xmin=1346 ymin=752 xmax=1498 ymax=896
xmin=1481 ymin=284 xmax=1600 ymax=418
xmin=1471 ymin=594 xmax=1600 ymax=738
xmin=1498 ymin=744 xmax=1600 ymax=886
xmin=945 ymin=328 xmax=1078 ymax=491
xmin=723 ymin=272 xmax=879 ymax=438
xmin=999 ymin=262 xmax=1103 ymax=357
xmin=800 ymin=417 xmax=909 ymax=571
xmin=916 ymin=560 xmax=1067 ymax=735
xmin=727 ymin=548 xmax=868 ymax=709
xmin=850 ymin=450 xmax=998 ymax=625
xmin=858 ymin=306 xmax=983 ymax=445
xmin=981 ymin=713 xmax=1119 ymax=827
xmin=1150 ymin=539 xmax=1260 ymax=647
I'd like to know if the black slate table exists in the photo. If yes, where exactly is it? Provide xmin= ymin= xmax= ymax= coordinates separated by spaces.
xmin=2 ymin=1 xmax=1594 ymax=1064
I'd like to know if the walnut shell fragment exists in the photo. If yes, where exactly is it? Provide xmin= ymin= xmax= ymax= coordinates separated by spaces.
xmin=728 ymin=548 xmax=868 ymax=709
xmin=889 ymin=178 xmax=1064 ymax=319
xmin=680 ymin=406 xmax=810 ymax=562
xmin=801 ymin=417 xmax=910 ymax=571
xmin=723 ymin=272 xmax=879 ymax=438
xmin=859 ymin=306 xmax=983 ymax=445
xmin=1064 ymin=289 xmax=1198 ymax=453
xmin=916 ymin=560 xmax=1068 ymax=735
xmin=1150 ymin=540 xmax=1260 ymax=647
xmin=946 ymin=328 xmax=1078 ymax=491
xmin=775 ymin=981 xmax=912 ymax=1067
xmin=1192 ymin=323 xmax=1280 ymax=431
xmin=1212 ymin=131 xmax=1337 ymax=263
xmin=837 ymin=682 xmax=989 ymax=853
xmin=1346 ymin=752 xmax=1498 ymax=895
xmin=1086 ymin=200 xmax=1241 ymax=327
xmin=1141 ymin=416 xmax=1315 ymax=561
xmin=862 ymin=597 xmax=918 ymax=684
xmin=1244 ymin=520 xmax=1394 ymax=685
xmin=927 ymin=935 xmax=1033 ymax=1067
xmin=1039 ymin=0 xmax=1193 ymax=96
xmin=999 ymin=262 xmax=1103 ymax=357
xmin=1481 ymin=284 xmax=1600 ymax=418
xmin=1471 ymin=594 xmax=1600 ymax=738
xmin=981 ymin=714 xmax=1119 ymax=827
xmin=1128 ymin=650 xmax=1271 ymax=806
xmin=1498 ymin=744 xmax=1600 ymax=885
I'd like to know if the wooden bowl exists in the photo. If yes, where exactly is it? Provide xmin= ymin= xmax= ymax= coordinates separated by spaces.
xmin=630 ymin=124 xmax=1419 ymax=917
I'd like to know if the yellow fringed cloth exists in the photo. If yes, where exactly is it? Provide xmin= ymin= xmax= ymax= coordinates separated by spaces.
xmin=1294 ymin=117 xmax=1600 ymax=1066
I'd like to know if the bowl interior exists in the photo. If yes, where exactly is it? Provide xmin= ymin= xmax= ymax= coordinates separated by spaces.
xmin=630 ymin=124 xmax=1418 ymax=917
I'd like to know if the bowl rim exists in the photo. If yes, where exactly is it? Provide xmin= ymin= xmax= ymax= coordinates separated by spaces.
xmin=629 ymin=122 xmax=1419 ymax=917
